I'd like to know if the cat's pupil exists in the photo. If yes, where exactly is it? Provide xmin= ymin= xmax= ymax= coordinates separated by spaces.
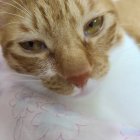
xmin=28 ymin=41 xmax=34 ymax=48
xmin=89 ymin=21 xmax=94 ymax=28
xmin=88 ymin=18 xmax=100 ymax=28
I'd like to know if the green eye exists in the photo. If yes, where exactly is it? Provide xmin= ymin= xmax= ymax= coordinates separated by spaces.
xmin=84 ymin=16 xmax=104 ymax=37
xmin=19 ymin=40 xmax=48 ymax=53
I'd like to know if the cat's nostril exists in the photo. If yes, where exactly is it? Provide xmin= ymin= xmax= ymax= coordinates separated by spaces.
xmin=67 ymin=72 xmax=90 ymax=88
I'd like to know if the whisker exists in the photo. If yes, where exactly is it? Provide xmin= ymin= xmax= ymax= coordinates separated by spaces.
xmin=119 ymin=23 xmax=133 ymax=27
xmin=11 ymin=72 xmax=35 ymax=77
xmin=13 ymin=76 xmax=41 ymax=82
xmin=17 ymin=0 xmax=24 ymax=5
xmin=11 ymin=0 xmax=32 ymax=16
xmin=0 ymin=11 xmax=25 ymax=19
xmin=10 ymin=72 xmax=38 ymax=78
xmin=14 ymin=79 xmax=40 ymax=82
xmin=0 ymin=1 xmax=31 ymax=18
xmin=0 ymin=22 xmax=20 ymax=29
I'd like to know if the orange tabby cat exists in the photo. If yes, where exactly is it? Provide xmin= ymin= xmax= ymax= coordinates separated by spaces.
xmin=0 ymin=0 xmax=122 ymax=95
xmin=0 ymin=0 xmax=139 ymax=96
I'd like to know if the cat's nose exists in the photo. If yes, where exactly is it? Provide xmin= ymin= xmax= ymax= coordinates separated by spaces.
xmin=67 ymin=72 xmax=90 ymax=87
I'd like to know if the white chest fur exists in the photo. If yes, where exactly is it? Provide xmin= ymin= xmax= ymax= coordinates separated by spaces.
xmin=55 ymin=33 xmax=140 ymax=128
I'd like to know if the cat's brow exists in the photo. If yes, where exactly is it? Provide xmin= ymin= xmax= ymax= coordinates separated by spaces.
xmin=74 ymin=1 xmax=84 ymax=16
xmin=20 ymin=24 xmax=31 ymax=32
xmin=32 ymin=14 xmax=39 ymax=30
xmin=37 ymin=4 xmax=51 ymax=28
xmin=63 ymin=0 xmax=69 ymax=13
xmin=87 ymin=0 xmax=95 ymax=11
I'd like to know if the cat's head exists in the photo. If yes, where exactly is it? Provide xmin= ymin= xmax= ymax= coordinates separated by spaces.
xmin=0 ymin=0 xmax=122 ymax=95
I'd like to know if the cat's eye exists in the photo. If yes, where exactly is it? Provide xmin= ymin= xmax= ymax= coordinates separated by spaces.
xmin=84 ymin=16 xmax=104 ymax=37
xmin=19 ymin=40 xmax=48 ymax=53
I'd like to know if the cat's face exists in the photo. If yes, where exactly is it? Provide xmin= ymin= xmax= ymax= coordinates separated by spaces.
xmin=0 ymin=0 xmax=121 ymax=95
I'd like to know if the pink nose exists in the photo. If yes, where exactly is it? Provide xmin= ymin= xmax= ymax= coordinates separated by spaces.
xmin=67 ymin=72 xmax=90 ymax=87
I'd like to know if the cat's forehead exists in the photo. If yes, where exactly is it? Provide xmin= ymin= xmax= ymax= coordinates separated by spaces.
xmin=33 ymin=0 xmax=114 ymax=29
xmin=35 ymin=0 xmax=114 ymax=19
xmin=25 ymin=0 xmax=115 ymax=41
xmin=36 ymin=0 xmax=93 ymax=19
xmin=0 ymin=0 xmax=115 ymax=42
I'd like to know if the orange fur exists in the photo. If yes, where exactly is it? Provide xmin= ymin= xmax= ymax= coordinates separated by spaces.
xmin=115 ymin=0 xmax=140 ymax=42
xmin=0 ymin=0 xmax=137 ymax=95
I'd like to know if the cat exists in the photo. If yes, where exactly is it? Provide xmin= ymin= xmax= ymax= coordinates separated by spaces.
xmin=0 ymin=0 xmax=140 ymax=130
xmin=0 ymin=0 xmax=123 ymax=95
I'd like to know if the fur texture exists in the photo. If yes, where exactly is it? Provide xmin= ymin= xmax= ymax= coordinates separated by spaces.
xmin=0 ymin=0 xmax=122 ymax=95
xmin=115 ymin=0 xmax=140 ymax=43
xmin=0 ymin=0 xmax=140 ymax=139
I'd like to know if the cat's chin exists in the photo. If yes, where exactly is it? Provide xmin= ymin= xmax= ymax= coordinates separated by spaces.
xmin=71 ymin=79 xmax=99 ymax=97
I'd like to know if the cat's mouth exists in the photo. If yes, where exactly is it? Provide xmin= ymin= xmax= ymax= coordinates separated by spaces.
xmin=71 ymin=79 xmax=98 ymax=97
xmin=41 ymin=75 xmax=74 ymax=95
xmin=41 ymin=70 xmax=93 ymax=95
xmin=41 ymin=73 xmax=98 ymax=96
xmin=41 ymin=69 xmax=90 ymax=95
